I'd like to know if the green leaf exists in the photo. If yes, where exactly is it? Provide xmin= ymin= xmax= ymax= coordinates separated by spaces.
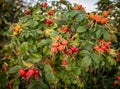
xmin=9 ymin=65 xmax=21 ymax=74
xmin=79 ymin=50 xmax=90 ymax=56
xmin=20 ymin=42 xmax=28 ymax=55
xmin=103 ymin=30 xmax=110 ymax=41
xmin=44 ymin=65 xmax=55 ymax=83
xmin=13 ymin=79 xmax=20 ymax=89
xmin=81 ymin=56 xmax=92 ymax=67
xmin=90 ymin=53 xmax=101 ymax=64
xmin=66 ymin=63 xmax=72 ymax=71
xmin=107 ymin=56 xmax=116 ymax=66
xmin=28 ymin=53 xmax=42 ymax=63
xmin=39 ymin=39 xmax=51 ymax=47
xmin=29 ymin=20 xmax=38 ymax=29
xmin=28 ymin=79 xmax=49 ymax=89
xmin=44 ymin=65 xmax=52 ymax=73
xmin=96 ymin=29 xmax=103 ymax=38
xmin=43 ymin=46 xmax=50 ymax=56
xmin=69 ymin=11 xmax=78 ymax=17
xmin=77 ymin=26 xmax=86 ymax=33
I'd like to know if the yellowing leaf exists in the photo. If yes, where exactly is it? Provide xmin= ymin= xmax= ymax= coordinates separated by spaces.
xmin=45 ymin=29 xmax=54 ymax=35
xmin=22 ymin=60 xmax=33 ymax=67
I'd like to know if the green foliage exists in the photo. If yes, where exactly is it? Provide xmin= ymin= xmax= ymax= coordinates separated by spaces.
xmin=0 ymin=0 xmax=119 ymax=89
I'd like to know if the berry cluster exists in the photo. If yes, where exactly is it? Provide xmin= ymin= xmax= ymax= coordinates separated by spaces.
xmin=13 ymin=25 xmax=23 ymax=36
xmin=19 ymin=68 xmax=40 ymax=79
xmin=65 ymin=46 xmax=79 ymax=55
xmin=94 ymin=39 xmax=110 ymax=53
xmin=60 ymin=26 xmax=71 ymax=33
xmin=73 ymin=4 xmax=83 ymax=10
xmin=89 ymin=11 xmax=109 ymax=24
xmin=51 ymin=37 xmax=68 ymax=53
xmin=46 ymin=19 xmax=53 ymax=26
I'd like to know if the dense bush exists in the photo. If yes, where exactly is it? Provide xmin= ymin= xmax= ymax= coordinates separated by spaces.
xmin=1 ymin=0 xmax=120 ymax=89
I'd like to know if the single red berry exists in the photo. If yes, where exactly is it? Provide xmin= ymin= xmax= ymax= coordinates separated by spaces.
xmin=65 ymin=49 xmax=72 ymax=55
xmin=104 ymin=42 xmax=110 ymax=47
xmin=100 ymin=45 xmax=107 ymax=50
xmin=108 ymin=5 xmax=113 ymax=9
xmin=94 ymin=15 xmax=101 ymax=22
xmin=51 ymin=47 xmax=57 ymax=53
xmin=2 ymin=66 xmax=8 ymax=71
xmin=77 ymin=5 xmax=82 ymax=10
xmin=33 ymin=74 xmax=39 ymax=79
xmin=61 ymin=40 xmax=68 ymax=45
xmin=117 ymin=51 xmax=120 ymax=56
xmin=115 ymin=57 xmax=119 ymax=61
xmin=41 ymin=2 xmax=48 ymax=8
xmin=99 ymin=39 xmax=104 ymax=43
xmin=101 ymin=18 xmax=108 ymax=24
xmin=8 ymin=83 xmax=13 ymax=89
xmin=94 ymin=45 xmax=99 ymax=50
xmin=52 ymin=68 xmax=55 ymax=74
xmin=70 ymin=46 xmax=75 ymax=52
xmin=27 ymin=69 xmax=34 ymax=75
xmin=62 ymin=60 xmax=68 ymax=66
xmin=117 ymin=76 xmax=120 ymax=81
xmin=24 ymin=71 xmax=30 ymax=79
xmin=57 ymin=45 xmax=65 ymax=52
xmin=24 ymin=10 xmax=31 ymax=15
xmin=48 ymin=9 xmax=54 ymax=15
xmin=34 ymin=69 xmax=40 ymax=75
xmin=73 ymin=47 xmax=79 ymax=53
xmin=19 ymin=68 xmax=26 ymax=76
xmin=52 ymin=42 xmax=59 ymax=47
xmin=104 ymin=48 xmax=110 ymax=52
xmin=113 ymin=81 xmax=118 ymax=86
xmin=97 ymin=48 xmax=103 ymax=53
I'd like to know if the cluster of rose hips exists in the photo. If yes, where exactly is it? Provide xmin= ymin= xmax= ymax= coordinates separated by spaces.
xmin=65 ymin=46 xmax=79 ymax=55
xmin=94 ymin=39 xmax=110 ymax=53
xmin=73 ymin=4 xmax=83 ymax=10
xmin=89 ymin=11 xmax=109 ymax=24
xmin=60 ymin=26 xmax=71 ymax=33
xmin=13 ymin=25 xmax=23 ymax=36
xmin=46 ymin=19 xmax=53 ymax=26
xmin=51 ymin=37 xmax=68 ymax=53
xmin=19 ymin=68 xmax=40 ymax=79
